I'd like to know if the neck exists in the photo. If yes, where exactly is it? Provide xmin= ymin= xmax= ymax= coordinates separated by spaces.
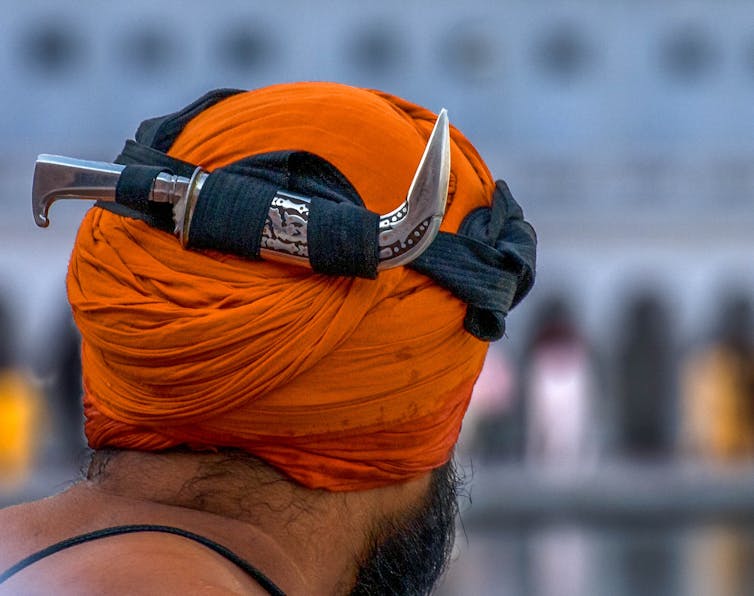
xmin=85 ymin=449 xmax=430 ymax=595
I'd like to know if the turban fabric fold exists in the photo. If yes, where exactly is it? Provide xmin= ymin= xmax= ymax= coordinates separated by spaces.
xmin=68 ymin=82 xmax=496 ymax=490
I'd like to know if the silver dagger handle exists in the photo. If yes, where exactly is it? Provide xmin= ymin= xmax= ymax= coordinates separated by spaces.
xmin=32 ymin=155 xmax=125 ymax=227
xmin=31 ymin=154 xmax=195 ymax=228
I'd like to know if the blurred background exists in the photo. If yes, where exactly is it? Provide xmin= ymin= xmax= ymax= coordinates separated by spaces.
xmin=1 ymin=0 xmax=754 ymax=594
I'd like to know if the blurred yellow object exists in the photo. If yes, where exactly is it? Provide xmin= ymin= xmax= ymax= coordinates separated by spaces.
xmin=0 ymin=368 xmax=41 ymax=488
xmin=681 ymin=346 xmax=754 ymax=461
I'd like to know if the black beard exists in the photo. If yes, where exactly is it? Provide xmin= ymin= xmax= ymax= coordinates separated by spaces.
xmin=350 ymin=460 xmax=462 ymax=596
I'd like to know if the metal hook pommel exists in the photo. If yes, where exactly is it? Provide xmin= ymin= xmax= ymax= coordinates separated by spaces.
xmin=32 ymin=155 xmax=126 ymax=227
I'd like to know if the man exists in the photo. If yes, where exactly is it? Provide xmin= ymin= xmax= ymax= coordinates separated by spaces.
xmin=0 ymin=82 xmax=535 ymax=594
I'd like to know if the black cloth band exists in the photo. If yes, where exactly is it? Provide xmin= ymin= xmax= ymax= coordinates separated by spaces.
xmin=0 ymin=524 xmax=285 ymax=595
xmin=115 ymin=165 xmax=171 ymax=212
xmin=116 ymin=139 xmax=198 ymax=178
xmin=187 ymin=169 xmax=277 ymax=259
xmin=100 ymin=145 xmax=536 ymax=339
xmin=309 ymin=199 xmax=379 ymax=278
xmin=135 ymin=89 xmax=243 ymax=152
xmin=99 ymin=140 xmax=201 ymax=232
xmin=188 ymin=155 xmax=379 ymax=277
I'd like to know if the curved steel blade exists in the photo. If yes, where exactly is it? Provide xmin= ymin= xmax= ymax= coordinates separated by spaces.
xmin=377 ymin=108 xmax=450 ymax=270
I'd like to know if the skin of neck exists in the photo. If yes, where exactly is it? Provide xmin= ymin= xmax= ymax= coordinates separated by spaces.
xmin=85 ymin=449 xmax=431 ymax=595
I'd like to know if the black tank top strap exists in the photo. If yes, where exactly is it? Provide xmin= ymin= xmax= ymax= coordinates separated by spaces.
xmin=0 ymin=524 xmax=286 ymax=595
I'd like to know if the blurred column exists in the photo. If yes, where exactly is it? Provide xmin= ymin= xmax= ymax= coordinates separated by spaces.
xmin=613 ymin=292 xmax=676 ymax=459
xmin=680 ymin=292 xmax=754 ymax=462
xmin=43 ymin=308 xmax=86 ymax=466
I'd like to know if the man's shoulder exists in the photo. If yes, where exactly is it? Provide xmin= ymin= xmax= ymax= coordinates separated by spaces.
xmin=75 ymin=531 xmax=269 ymax=594
xmin=0 ymin=523 xmax=271 ymax=595
xmin=0 ymin=496 xmax=58 ymax=562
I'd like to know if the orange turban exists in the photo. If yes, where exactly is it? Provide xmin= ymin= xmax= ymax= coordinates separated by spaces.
xmin=67 ymin=82 xmax=498 ymax=490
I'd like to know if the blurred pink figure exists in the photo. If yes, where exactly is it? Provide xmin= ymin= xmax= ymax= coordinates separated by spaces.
xmin=523 ymin=297 xmax=600 ymax=467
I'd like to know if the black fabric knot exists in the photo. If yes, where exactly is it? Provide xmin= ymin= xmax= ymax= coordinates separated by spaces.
xmin=410 ymin=180 xmax=537 ymax=341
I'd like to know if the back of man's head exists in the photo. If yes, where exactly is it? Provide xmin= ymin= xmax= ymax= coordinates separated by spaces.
xmin=67 ymin=81 xmax=535 ymax=492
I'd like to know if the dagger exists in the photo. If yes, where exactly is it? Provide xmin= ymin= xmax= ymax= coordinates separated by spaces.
xmin=32 ymin=109 xmax=450 ymax=272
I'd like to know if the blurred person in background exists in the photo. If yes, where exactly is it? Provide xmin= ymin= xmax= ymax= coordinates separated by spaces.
xmin=0 ymin=82 xmax=535 ymax=594
xmin=680 ymin=291 xmax=754 ymax=462
xmin=0 ymin=292 xmax=43 ymax=490
xmin=464 ymin=340 xmax=519 ymax=460
xmin=612 ymin=291 xmax=677 ymax=460
xmin=522 ymin=295 xmax=602 ymax=467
